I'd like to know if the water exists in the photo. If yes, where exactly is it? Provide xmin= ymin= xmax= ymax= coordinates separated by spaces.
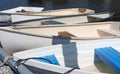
xmin=0 ymin=0 xmax=120 ymax=12
xmin=0 ymin=0 xmax=29 ymax=10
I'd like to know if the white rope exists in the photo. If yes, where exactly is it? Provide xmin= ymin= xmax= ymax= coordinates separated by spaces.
xmin=0 ymin=66 xmax=11 ymax=74
xmin=0 ymin=56 xmax=13 ymax=67
xmin=0 ymin=56 xmax=13 ymax=74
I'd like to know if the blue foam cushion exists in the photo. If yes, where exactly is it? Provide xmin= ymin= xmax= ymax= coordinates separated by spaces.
xmin=95 ymin=47 xmax=120 ymax=73
xmin=33 ymin=55 xmax=60 ymax=65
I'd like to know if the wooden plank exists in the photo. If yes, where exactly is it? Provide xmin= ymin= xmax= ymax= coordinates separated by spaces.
xmin=97 ymin=29 xmax=120 ymax=36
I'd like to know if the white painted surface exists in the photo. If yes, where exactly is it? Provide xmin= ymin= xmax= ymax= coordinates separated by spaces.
xmin=0 ymin=6 xmax=44 ymax=13
xmin=11 ymin=15 xmax=47 ymax=22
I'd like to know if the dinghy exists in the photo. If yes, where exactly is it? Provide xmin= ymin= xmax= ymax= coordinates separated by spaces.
xmin=0 ymin=6 xmax=44 ymax=14
xmin=13 ymin=38 xmax=120 ymax=74
xmin=31 ymin=8 xmax=95 ymax=16
xmin=0 ymin=21 xmax=120 ymax=54
xmin=0 ymin=7 xmax=95 ymax=23
xmin=13 ymin=12 xmax=114 ymax=26
xmin=1 ymin=10 xmax=113 ymax=25
xmin=0 ymin=12 xmax=113 ymax=26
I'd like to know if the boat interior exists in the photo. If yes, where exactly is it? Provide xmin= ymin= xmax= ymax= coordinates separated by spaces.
xmin=32 ymin=8 xmax=94 ymax=16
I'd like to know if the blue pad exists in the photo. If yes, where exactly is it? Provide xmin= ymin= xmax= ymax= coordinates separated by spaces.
xmin=41 ymin=20 xmax=64 ymax=25
xmin=33 ymin=55 xmax=60 ymax=65
xmin=95 ymin=47 xmax=120 ymax=73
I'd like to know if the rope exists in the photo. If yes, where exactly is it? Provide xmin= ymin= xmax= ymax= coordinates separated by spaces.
xmin=0 ymin=56 xmax=12 ymax=67
xmin=14 ymin=57 xmax=54 ymax=73
xmin=63 ymin=68 xmax=76 ymax=74
xmin=0 ymin=66 xmax=11 ymax=74
xmin=63 ymin=67 xmax=80 ymax=74
xmin=14 ymin=57 xmax=80 ymax=74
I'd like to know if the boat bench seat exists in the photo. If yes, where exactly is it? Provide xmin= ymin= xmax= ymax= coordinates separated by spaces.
xmin=97 ymin=29 xmax=120 ymax=36
xmin=41 ymin=20 xmax=64 ymax=25
xmin=58 ymin=31 xmax=76 ymax=37
xmin=95 ymin=47 xmax=120 ymax=73
xmin=33 ymin=54 xmax=60 ymax=65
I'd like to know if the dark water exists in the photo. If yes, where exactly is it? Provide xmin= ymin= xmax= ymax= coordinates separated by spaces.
xmin=0 ymin=0 xmax=28 ymax=10
xmin=0 ymin=0 xmax=120 ymax=12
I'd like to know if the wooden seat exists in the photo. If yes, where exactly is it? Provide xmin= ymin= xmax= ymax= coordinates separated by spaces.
xmin=95 ymin=47 xmax=120 ymax=73
xmin=58 ymin=31 xmax=76 ymax=37
xmin=97 ymin=29 xmax=120 ymax=36
xmin=41 ymin=20 xmax=64 ymax=25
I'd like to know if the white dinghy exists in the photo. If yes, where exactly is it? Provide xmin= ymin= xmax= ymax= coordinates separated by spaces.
xmin=0 ymin=7 xmax=95 ymax=24
xmin=13 ymin=12 xmax=114 ymax=26
xmin=0 ymin=21 xmax=120 ymax=54
xmin=0 ymin=8 xmax=112 ymax=25
xmin=13 ymin=38 xmax=120 ymax=74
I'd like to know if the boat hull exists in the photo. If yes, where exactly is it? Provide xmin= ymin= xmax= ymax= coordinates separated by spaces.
xmin=0 ymin=30 xmax=81 ymax=54
xmin=13 ymin=12 xmax=113 ymax=25
xmin=0 ymin=21 xmax=120 ymax=54
xmin=13 ymin=38 xmax=120 ymax=74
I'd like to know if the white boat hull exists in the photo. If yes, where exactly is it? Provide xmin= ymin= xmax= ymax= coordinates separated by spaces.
xmin=14 ymin=12 xmax=113 ymax=25
xmin=13 ymin=38 xmax=120 ymax=74
xmin=11 ymin=14 xmax=47 ymax=23
xmin=0 ymin=21 xmax=120 ymax=54
xmin=0 ymin=29 xmax=78 ymax=54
